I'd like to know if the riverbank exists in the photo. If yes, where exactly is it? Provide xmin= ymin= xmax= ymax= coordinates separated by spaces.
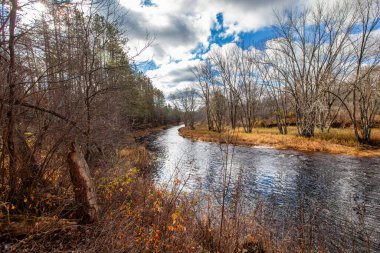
xmin=1 ymin=144 xmax=272 ymax=253
xmin=179 ymin=126 xmax=380 ymax=157
xmin=132 ymin=124 xmax=174 ymax=139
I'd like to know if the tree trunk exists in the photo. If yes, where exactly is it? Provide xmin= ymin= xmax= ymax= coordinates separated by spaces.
xmin=15 ymin=130 xmax=40 ymax=193
xmin=297 ymin=108 xmax=316 ymax=137
xmin=276 ymin=114 xmax=284 ymax=134
xmin=67 ymin=143 xmax=98 ymax=224
xmin=6 ymin=0 xmax=18 ymax=201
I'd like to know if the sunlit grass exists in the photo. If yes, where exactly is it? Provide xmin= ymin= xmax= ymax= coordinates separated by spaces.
xmin=118 ymin=146 xmax=151 ymax=170
xmin=254 ymin=126 xmax=380 ymax=146
xmin=180 ymin=125 xmax=380 ymax=157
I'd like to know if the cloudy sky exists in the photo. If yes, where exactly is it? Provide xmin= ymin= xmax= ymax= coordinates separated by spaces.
xmin=118 ymin=0 xmax=317 ymax=96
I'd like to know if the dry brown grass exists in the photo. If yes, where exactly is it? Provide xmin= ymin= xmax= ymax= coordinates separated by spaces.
xmin=118 ymin=146 xmax=152 ymax=171
xmin=179 ymin=126 xmax=380 ymax=157
xmin=132 ymin=125 xmax=171 ymax=139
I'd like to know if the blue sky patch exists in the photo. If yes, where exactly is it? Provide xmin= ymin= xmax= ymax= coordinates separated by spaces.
xmin=208 ymin=12 xmax=235 ymax=46
xmin=140 ymin=0 xmax=157 ymax=7
xmin=237 ymin=27 xmax=277 ymax=50
xmin=191 ymin=13 xmax=235 ymax=59
xmin=191 ymin=13 xmax=276 ymax=61
xmin=136 ymin=60 xmax=159 ymax=72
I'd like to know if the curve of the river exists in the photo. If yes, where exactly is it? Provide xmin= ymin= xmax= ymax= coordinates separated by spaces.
xmin=143 ymin=125 xmax=380 ymax=252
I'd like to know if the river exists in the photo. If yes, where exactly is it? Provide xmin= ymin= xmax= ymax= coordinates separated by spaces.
xmin=143 ymin=125 xmax=380 ymax=252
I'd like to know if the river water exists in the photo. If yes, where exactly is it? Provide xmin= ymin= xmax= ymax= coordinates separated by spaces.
xmin=144 ymin=125 xmax=380 ymax=252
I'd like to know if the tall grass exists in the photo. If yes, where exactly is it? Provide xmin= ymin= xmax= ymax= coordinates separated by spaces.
xmin=180 ymin=126 xmax=380 ymax=157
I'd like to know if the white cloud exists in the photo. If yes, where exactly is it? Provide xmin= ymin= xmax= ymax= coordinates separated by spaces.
xmin=146 ymin=58 xmax=201 ymax=96
xmin=119 ymin=0 xmax=344 ymax=96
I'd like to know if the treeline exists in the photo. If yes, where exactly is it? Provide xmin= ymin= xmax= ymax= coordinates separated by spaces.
xmin=0 ymin=0 xmax=178 ymax=203
xmin=191 ymin=0 xmax=380 ymax=144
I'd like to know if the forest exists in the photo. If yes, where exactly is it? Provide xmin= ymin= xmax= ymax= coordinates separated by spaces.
xmin=0 ymin=0 xmax=180 ymax=204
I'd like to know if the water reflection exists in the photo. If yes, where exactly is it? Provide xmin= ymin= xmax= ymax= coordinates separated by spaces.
xmin=145 ymin=125 xmax=380 ymax=251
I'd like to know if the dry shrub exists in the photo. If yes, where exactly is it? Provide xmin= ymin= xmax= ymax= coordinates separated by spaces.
xmin=80 ymin=167 xmax=202 ymax=253
xmin=90 ymin=167 xmax=267 ymax=253
xmin=118 ymin=146 xmax=152 ymax=172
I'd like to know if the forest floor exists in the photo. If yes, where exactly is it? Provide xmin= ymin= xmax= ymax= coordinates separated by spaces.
xmin=179 ymin=125 xmax=380 ymax=157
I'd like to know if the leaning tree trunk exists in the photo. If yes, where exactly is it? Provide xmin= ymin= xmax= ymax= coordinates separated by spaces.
xmin=67 ymin=143 xmax=98 ymax=224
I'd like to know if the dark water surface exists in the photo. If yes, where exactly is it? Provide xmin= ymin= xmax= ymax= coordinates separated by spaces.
xmin=144 ymin=125 xmax=380 ymax=252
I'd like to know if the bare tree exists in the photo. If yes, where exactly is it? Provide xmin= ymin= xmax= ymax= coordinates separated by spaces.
xmin=194 ymin=59 xmax=215 ymax=131
xmin=331 ymin=0 xmax=380 ymax=144
xmin=0 ymin=0 xmax=176 ymax=208
xmin=211 ymin=88 xmax=227 ymax=133
xmin=235 ymin=48 xmax=263 ymax=133
xmin=169 ymin=88 xmax=199 ymax=130
xmin=269 ymin=1 xmax=356 ymax=137
xmin=255 ymin=52 xmax=290 ymax=134
xmin=210 ymin=47 xmax=240 ymax=130
xmin=4 ymin=0 xmax=18 ymax=200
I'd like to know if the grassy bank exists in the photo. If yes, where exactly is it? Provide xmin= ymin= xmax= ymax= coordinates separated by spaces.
xmin=132 ymin=125 xmax=173 ymax=139
xmin=179 ymin=126 xmax=380 ymax=157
